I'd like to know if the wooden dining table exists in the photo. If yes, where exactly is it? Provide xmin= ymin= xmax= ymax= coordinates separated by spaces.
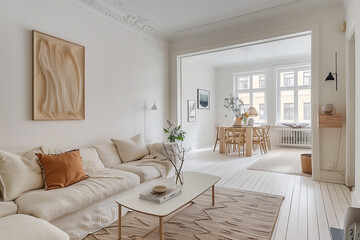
xmin=219 ymin=125 xmax=260 ymax=157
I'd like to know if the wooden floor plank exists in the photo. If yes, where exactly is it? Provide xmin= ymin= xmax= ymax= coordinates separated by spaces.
xmin=340 ymin=185 xmax=351 ymax=205
xmin=273 ymin=175 xmax=296 ymax=240
xmin=308 ymin=179 xmax=320 ymax=240
xmin=286 ymin=176 xmax=302 ymax=240
xmin=314 ymin=181 xmax=332 ymax=240
xmin=327 ymin=183 xmax=345 ymax=229
xmin=298 ymin=176 xmax=308 ymax=240
xmin=320 ymin=182 xmax=340 ymax=228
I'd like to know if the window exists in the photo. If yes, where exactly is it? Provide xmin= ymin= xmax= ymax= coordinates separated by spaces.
xmin=277 ymin=67 xmax=311 ymax=123
xmin=238 ymin=76 xmax=250 ymax=90
xmin=259 ymin=104 xmax=265 ymax=120
xmin=284 ymin=103 xmax=294 ymax=120
xmin=282 ymin=72 xmax=294 ymax=87
xmin=303 ymin=102 xmax=311 ymax=120
xmin=234 ymin=72 xmax=266 ymax=123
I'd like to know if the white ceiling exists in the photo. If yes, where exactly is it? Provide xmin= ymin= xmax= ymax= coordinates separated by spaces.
xmin=118 ymin=0 xmax=302 ymax=32
xmin=78 ymin=0 xmax=344 ymax=42
xmin=187 ymin=34 xmax=311 ymax=68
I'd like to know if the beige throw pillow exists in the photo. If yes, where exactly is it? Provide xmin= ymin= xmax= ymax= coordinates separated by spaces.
xmin=94 ymin=143 xmax=122 ymax=168
xmin=111 ymin=134 xmax=149 ymax=163
xmin=0 ymin=149 xmax=44 ymax=201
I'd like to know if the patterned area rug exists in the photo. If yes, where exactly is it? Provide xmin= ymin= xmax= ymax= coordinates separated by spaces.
xmin=83 ymin=187 xmax=284 ymax=240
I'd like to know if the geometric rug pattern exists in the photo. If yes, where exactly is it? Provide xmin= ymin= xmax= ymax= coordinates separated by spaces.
xmin=83 ymin=187 xmax=284 ymax=240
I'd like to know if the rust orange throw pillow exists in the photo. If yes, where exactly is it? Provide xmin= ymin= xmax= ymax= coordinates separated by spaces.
xmin=36 ymin=150 xmax=88 ymax=190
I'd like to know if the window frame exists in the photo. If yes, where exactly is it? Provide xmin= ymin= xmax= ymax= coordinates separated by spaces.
xmin=276 ymin=65 xmax=311 ymax=124
xmin=233 ymin=71 xmax=267 ymax=124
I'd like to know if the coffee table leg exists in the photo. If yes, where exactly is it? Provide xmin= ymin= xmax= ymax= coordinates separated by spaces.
xmin=212 ymin=185 xmax=215 ymax=206
xmin=118 ymin=204 xmax=122 ymax=240
xmin=159 ymin=216 xmax=164 ymax=240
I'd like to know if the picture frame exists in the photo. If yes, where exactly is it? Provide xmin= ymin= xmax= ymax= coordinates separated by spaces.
xmin=187 ymin=100 xmax=196 ymax=122
xmin=197 ymin=89 xmax=210 ymax=109
xmin=33 ymin=30 xmax=85 ymax=120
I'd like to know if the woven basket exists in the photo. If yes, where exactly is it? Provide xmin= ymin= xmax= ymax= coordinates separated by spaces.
xmin=301 ymin=153 xmax=312 ymax=174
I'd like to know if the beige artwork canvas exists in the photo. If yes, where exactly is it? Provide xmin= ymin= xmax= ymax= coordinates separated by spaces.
xmin=33 ymin=30 xmax=85 ymax=120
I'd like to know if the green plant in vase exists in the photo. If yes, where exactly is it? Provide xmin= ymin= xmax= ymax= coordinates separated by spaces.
xmin=161 ymin=120 xmax=189 ymax=185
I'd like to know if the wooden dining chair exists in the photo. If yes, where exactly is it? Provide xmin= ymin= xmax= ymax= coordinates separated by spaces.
xmin=252 ymin=127 xmax=266 ymax=155
xmin=213 ymin=126 xmax=220 ymax=152
xmin=225 ymin=128 xmax=246 ymax=157
xmin=261 ymin=125 xmax=271 ymax=151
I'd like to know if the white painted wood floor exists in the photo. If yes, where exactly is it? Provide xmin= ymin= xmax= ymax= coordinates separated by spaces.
xmin=182 ymin=147 xmax=351 ymax=240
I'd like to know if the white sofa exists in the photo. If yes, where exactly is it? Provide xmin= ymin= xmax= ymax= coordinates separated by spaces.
xmin=0 ymin=141 xmax=166 ymax=240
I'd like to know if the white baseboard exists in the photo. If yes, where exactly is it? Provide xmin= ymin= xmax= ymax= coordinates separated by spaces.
xmin=313 ymin=170 xmax=345 ymax=184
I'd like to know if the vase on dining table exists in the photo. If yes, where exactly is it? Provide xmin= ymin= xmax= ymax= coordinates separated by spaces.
xmin=234 ymin=116 xmax=242 ymax=126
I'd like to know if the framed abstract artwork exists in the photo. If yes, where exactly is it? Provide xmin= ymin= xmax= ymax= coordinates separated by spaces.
xmin=32 ymin=30 xmax=85 ymax=120
xmin=197 ymin=89 xmax=210 ymax=110
xmin=187 ymin=100 xmax=196 ymax=122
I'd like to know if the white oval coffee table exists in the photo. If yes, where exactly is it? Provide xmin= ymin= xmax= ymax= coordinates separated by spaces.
xmin=116 ymin=171 xmax=221 ymax=240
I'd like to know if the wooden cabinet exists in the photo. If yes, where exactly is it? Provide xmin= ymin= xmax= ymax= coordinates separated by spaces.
xmin=317 ymin=114 xmax=342 ymax=128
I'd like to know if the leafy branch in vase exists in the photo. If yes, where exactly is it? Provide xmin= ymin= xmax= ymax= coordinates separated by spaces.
xmin=156 ymin=143 xmax=190 ymax=185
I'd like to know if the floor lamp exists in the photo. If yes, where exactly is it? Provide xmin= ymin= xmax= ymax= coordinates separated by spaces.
xmin=144 ymin=99 xmax=158 ymax=142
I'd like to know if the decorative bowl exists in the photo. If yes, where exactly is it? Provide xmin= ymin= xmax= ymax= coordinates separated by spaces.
xmin=152 ymin=185 xmax=167 ymax=194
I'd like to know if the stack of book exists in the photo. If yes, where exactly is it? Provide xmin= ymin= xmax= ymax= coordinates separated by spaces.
xmin=139 ymin=187 xmax=181 ymax=204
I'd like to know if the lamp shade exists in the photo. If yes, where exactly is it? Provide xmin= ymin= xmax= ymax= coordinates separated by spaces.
xmin=325 ymin=72 xmax=335 ymax=81
xmin=247 ymin=107 xmax=258 ymax=117
xmin=151 ymin=101 xmax=158 ymax=110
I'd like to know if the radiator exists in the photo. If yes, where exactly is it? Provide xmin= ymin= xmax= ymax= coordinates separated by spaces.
xmin=278 ymin=128 xmax=311 ymax=147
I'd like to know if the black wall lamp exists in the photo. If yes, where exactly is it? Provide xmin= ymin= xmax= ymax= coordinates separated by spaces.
xmin=325 ymin=52 xmax=338 ymax=91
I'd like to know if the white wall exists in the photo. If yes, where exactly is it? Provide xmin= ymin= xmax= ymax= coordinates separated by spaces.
xmin=0 ymin=0 xmax=169 ymax=150
xmin=170 ymin=8 xmax=347 ymax=183
xmin=345 ymin=0 xmax=360 ymax=205
xmin=181 ymin=58 xmax=216 ymax=149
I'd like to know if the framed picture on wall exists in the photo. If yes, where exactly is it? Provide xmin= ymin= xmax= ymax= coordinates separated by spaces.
xmin=187 ymin=100 xmax=196 ymax=122
xmin=197 ymin=89 xmax=210 ymax=109
xmin=33 ymin=30 xmax=85 ymax=120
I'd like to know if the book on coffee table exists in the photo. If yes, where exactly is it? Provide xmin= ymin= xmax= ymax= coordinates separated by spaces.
xmin=139 ymin=187 xmax=181 ymax=204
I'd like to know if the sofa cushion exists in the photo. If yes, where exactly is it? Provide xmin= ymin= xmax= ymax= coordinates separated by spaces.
xmin=94 ymin=143 xmax=121 ymax=168
xmin=112 ymin=159 xmax=160 ymax=183
xmin=0 ymin=199 xmax=18 ymax=218
xmin=36 ymin=150 xmax=89 ymax=190
xmin=0 ymin=214 xmax=69 ymax=240
xmin=0 ymin=148 xmax=44 ymax=201
xmin=41 ymin=146 xmax=105 ymax=174
xmin=111 ymin=134 xmax=149 ymax=163
xmin=16 ymin=168 xmax=140 ymax=222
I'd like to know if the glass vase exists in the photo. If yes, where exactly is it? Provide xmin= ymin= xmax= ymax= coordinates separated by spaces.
xmin=175 ymin=172 xmax=184 ymax=185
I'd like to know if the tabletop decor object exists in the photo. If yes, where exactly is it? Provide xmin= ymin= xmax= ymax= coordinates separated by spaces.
xmin=247 ymin=107 xmax=258 ymax=126
xmin=161 ymin=121 xmax=189 ymax=185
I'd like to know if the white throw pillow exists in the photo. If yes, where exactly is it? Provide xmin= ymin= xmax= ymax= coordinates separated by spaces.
xmin=111 ymin=134 xmax=149 ymax=163
xmin=94 ymin=143 xmax=122 ymax=168
xmin=40 ymin=146 xmax=105 ymax=174
xmin=0 ymin=149 xmax=44 ymax=201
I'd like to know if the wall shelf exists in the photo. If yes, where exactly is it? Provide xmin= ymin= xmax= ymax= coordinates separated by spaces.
xmin=318 ymin=114 xmax=342 ymax=128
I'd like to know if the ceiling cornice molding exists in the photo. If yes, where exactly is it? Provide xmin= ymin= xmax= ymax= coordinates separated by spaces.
xmin=170 ymin=1 xmax=344 ymax=48
xmin=77 ymin=0 xmax=167 ymax=43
